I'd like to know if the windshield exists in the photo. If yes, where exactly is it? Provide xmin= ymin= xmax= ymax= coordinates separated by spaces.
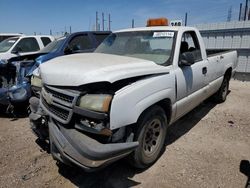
xmin=39 ymin=37 xmax=65 ymax=53
xmin=0 ymin=37 xmax=19 ymax=53
xmin=95 ymin=31 xmax=176 ymax=65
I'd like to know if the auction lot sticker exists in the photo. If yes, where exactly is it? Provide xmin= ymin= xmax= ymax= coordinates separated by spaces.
xmin=153 ymin=32 xmax=174 ymax=38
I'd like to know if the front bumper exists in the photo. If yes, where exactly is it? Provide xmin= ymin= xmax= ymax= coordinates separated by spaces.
xmin=49 ymin=119 xmax=138 ymax=171
xmin=29 ymin=97 xmax=48 ymax=140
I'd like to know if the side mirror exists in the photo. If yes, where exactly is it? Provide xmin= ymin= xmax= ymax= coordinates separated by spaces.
xmin=179 ymin=52 xmax=195 ymax=66
xmin=64 ymin=46 xmax=73 ymax=54
xmin=12 ymin=46 xmax=22 ymax=54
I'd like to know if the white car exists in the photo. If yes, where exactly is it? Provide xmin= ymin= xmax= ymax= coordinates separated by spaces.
xmin=0 ymin=35 xmax=54 ymax=61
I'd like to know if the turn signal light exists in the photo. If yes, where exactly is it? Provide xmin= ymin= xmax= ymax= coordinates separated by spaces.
xmin=147 ymin=18 xmax=169 ymax=27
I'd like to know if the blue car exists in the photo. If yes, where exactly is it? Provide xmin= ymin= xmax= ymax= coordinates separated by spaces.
xmin=0 ymin=31 xmax=111 ymax=110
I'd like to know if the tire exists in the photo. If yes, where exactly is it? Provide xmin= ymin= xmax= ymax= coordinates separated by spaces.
xmin=130 ymin=105 xmax=167 ymax=169
xmin=214 ymin=76 xmax=229 ymax=103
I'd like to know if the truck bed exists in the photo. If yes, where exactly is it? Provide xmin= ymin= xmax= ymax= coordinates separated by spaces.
xmin=206 ymin=49 xmax=234 ymax=58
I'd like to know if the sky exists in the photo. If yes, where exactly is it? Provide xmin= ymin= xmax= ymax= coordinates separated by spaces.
xmin=0 ymin=0 xmax=243 ymax=35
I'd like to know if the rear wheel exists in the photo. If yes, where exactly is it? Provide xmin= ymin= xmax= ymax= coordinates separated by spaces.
xmin=130 ymin=105 xmax=167 ymax=169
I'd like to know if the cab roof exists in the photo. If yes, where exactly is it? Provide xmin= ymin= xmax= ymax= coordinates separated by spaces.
xmin=114 ymin=26 xmax=196 ymax=33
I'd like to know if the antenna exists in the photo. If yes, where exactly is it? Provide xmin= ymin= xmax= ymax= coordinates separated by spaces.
xmin=185 ymin=12 xmax=188 ymax=26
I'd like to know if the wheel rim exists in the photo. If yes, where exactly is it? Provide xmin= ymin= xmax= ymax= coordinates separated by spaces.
xmin=142 ymin=118 xmax=163 ymax=157
xmin=222 ymin=80 xmax=228 ymax=100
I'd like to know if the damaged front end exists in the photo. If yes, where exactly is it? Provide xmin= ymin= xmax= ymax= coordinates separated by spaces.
xmin=0 ymin=59 xmax=36 ymax=108
xmin=38 ymin=79 xmax=144 ymax=170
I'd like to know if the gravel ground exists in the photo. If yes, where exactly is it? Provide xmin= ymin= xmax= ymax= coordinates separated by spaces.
xmin=0 ymin=80 xmax=249 ymax=188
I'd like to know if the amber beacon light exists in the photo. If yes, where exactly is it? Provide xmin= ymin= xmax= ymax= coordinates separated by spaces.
xmin=147 ymin=18 xmax=169 ymax=27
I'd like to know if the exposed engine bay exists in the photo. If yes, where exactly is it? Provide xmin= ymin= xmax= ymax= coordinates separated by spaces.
xmin=0 ymin=59 xmax=36 ymax=106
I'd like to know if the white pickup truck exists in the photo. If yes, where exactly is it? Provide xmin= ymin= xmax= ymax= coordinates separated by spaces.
xmin=35 ymin=19 xmax=237 ymax=171
xmin=0 ymin=35 xmax=54 ymax=61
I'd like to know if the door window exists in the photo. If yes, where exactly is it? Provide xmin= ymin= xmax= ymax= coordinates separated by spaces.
xmin=94 ymin=34 xmax=109 ymax=45
xmin=180 ymin=31 xmax=202 ymax=63
xmin=13 ymin=37 xmax=40 ymax=52
xmin=68 ymin=35 xmax=92 ymax=52
xmin=41 ymin=37 xmax=52 ymax=46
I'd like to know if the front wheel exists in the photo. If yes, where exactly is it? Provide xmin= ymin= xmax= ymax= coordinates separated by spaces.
xmin=130 ymin=105 xmax=167 ymax=169
xmin=214 ymin=76 xmax=229 ymax=103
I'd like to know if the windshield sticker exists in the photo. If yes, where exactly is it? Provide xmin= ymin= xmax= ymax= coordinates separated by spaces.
xmin=8 ymin=40 xmax=16 ymax=43
xmin=153 ymin=32 xmax=174 ymax=38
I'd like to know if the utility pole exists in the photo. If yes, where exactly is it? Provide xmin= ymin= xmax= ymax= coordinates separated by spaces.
xmin=244 ymin=0 xmax=248 ymax=21
xmin=248 ymin=7 xmax=250 ymax=20
xmin=108 ymin=14 xmax=111 ymax=31
xmin=227 ymin=6 xmax=232 ymax=22
xmin=132 ymin=19 xmax=134 ymax=28
xmin=50 ymin=29 xmax=52 ymax=35
xmin=102 ymin=12 xmax=105 ymax=31
xmin=96 ymin=11 xmax=99 ymax=31
xmin=184 ymin=12 xmax=188 ymax=26
xmin=70 ymin=26 xmax=72 ymax=34
xmin=239 ymin=3 xmax=243 ymax=21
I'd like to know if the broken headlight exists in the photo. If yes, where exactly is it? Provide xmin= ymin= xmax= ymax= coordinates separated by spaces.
xmin=31 ymin=68 xmax=42 ymax=87
xmin=77 ymin=94 xmax=112 ymax=112
xmin=31 ymin=75 xmax=42 ymax=88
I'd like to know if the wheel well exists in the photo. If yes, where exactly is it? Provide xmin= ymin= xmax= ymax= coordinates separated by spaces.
xmin=225 ymin=67 xmax=232 ymax=79
xmin=126 ymin=99 xmax=172 ymax=140
xmin=155 ymin=99 xmax=172 ymax=124
xmin=135 ymin=99 xmax=172 ymax=127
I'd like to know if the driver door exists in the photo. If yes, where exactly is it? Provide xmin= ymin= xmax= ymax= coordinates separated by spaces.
xmin=175 ymin=31 xmax=208 ymax=119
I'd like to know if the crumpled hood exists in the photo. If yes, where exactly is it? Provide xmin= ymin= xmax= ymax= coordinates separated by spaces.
xmin=40 ymin=53 xmax=170 ymax=86
xmin=36 ymin=52 xmax=59 ymax=64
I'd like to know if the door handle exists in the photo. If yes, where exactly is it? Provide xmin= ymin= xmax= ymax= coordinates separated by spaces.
xmin=202 ymin=67 xmax=207 ymax=75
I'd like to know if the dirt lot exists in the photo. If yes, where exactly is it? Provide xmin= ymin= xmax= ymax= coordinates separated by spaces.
xmin=0 ymin=80 xmax=250 ymax=188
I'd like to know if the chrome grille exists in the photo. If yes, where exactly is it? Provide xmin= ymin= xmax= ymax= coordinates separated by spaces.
xmin=41 ymin=97 xmax=69 ymax=121
xmin=44 ymin=86 xmax=75 ymax=105
xmin=40 ymin=86 xmax=80 ymax=124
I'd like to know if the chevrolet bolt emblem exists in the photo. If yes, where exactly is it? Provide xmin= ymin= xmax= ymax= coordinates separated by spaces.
xmin=42 ymin=88 xmax=53 ymax=105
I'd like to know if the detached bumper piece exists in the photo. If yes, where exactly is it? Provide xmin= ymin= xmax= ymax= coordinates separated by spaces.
xmin=49 ymin=120 xmax=138 ymax=171
xmin=29 ymin=97 xmax=49 ymax=140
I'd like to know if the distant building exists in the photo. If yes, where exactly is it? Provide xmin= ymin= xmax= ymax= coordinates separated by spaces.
xmin=194 ymin=21 xmax=250 ymax=81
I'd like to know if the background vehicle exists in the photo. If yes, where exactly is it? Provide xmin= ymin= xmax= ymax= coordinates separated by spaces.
xmin=0 ymin=33 xmax=24 ymax=43
xmin=0 ymin=31 xmax=111 ymax=113
xmin=0 ymin=35 xmax=54 ymax=61
xmin=32 ymin=18 xmax=238 ymax=171
xmin=30 ymin=31 xmax=111 ymax=95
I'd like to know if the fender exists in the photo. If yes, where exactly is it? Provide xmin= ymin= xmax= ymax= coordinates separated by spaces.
xmin=110 ymin=73 xmax=175 ymax=130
